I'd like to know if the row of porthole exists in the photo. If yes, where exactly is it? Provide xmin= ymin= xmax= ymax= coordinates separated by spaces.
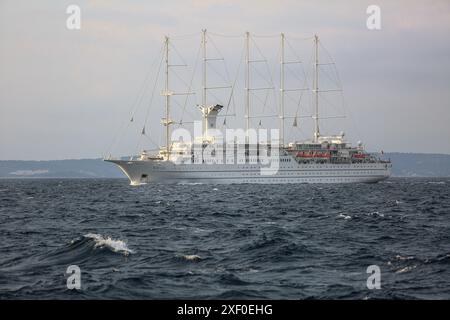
xmin=242 ymin=177 xmax=364 ymax=183
xmin=242 ymin=171 xmax=378 ymax=176
xmin=150 ymin=166 xmax=383 ymax=174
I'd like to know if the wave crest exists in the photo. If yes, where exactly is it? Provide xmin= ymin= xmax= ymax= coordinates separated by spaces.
xmin=84 ymin=233 xmax=134 ymax=255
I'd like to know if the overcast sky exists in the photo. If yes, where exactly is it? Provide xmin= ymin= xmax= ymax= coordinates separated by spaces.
xmin=1 ymin=0 xmax=449 ymax=160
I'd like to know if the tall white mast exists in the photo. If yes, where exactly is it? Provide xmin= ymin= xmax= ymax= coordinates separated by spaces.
xmin=313 ymin=34 xmax=320 ymax=142
xmin=202 ymin=29 xmax=207 ymax=108
xmin=202 ymin=29 xmax=207 ymax=139
xmin=280 ymin=33 xmax=285 ymax=146
xmin=163 ymin=35 xmax=172 ymax=159
xmin=245 ymin=31 xmax=250 ymax=144
xmin=199 ymin=29 xmax=229 ymax=140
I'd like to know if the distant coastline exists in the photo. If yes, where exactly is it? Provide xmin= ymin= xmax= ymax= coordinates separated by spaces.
xmin=1 ymin=152 xmax=450 ymax=178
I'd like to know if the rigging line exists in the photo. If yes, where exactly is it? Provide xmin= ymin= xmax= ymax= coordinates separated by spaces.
xmin=320 ymin=43 xmax=354 ymax=101
xmin=133 ymin=132 xmax=144 ymax=158
xmin=206 ymin=31 xmax=240 ymax=117
xmin=250 ymin=89 xmax=271 ymax=109
xmin=251 ymin=37 xmax=279 ymax=116
xmin=285 ymin=66 xmax=309 ymax=89
xmin=171 ymin=67 xmax=191 ymax=88
xmin=249 ymin=63 xmax=274 ymax=89
xmin=318 ymin=91 xmax=345 ymax=116
xmin=285 ymin=91 xmax=303 ymax=105
xmin=248 ymin=66 xmax=278 ymax=116
xmin=224 ymin=42 xmax=245 ymax=121
xmin=169 ymin=32 xmax=201 ymax=40
xmin=141 ymin=46 xmax=165 ymax=138
xmin=285 ymin=38 xmax=302 ymax=62
xmin=318 ymin=42 xmax=342 ymax=89
xmin=105 ymin=43 xmax=164 ymax=157
xmin=208 ymin=31 xmax=243 ymax=38
xmin=142 ymin=128 xmax=160 ymax=147
xmin=287 ymin=35 xmax=315 ymax=41
xmin=298 ymin=41 xmax=311 ymax=86
xmin=250 ymin=37 xmax=276 ymax=88
xmin=271 ymin=42 xmax=281 ymax=115
xmin=208 ymin=90 xmax=225 ymax=107
xmin=284 ymin=37 xmax=309 ymax=84
xmin=293 ymin=121 xmax=308 ymax=141
xmin=252 ymin=33 xmax=279 ymax=38
xmin=205 ymin=34 xmax=224 ymax=60
xmin=317 ymin=41 xmax=359 ymax=140
xmin=205 ymin=35 xmax=234 ymax=87
xmin=173 ymin=97 xmax=196 ymax=120
xmin=291 ymin=43 xmax=314 ymax=127
xmin=287 ymin=93 xmax=310 ymax=142
xmin=179 ymin=42 xmax=202 ymax=125
xmin=292 ymin=65 xmax=310 ymax=108
xmin=169 ymin=42 xmax=189 ymax=67
xmin=205 ymin=61 xmax=230 ymax=85
xmin=260 ymin=85 xmax=271 ymax=115
xmin=318 ymin=65 xmax=341 ymax=89
xmin=130 ymin=43 xmax=165 ymax=120
xmin=206 ymin=35 xmax=231 ymax=83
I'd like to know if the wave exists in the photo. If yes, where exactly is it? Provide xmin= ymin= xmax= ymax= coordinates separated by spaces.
xmin=395 ymin=255 xmax=414 ymax=261
xmin=395 ymin=265 xmax=417 ymax=273
xmin=83 ymin=233 xmax=134 ymax=256
xmin=173 ymin=254 xmax=203 ymax=262
xmin=176 ymin=182 xmax=204 ymax=185
xmin=0 ymin=233 xmax=133 ymax=276
xmin=181 ymin=254 xmax=202 ymax=262
xmin=366 ymin=211 xmax=385 ymax=217
xmin=337 ymin=213 xmax=352 ymax=220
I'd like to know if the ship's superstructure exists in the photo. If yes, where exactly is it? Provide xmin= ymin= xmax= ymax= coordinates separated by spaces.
xmin=106 ymin=30 xmax=391 ymax=185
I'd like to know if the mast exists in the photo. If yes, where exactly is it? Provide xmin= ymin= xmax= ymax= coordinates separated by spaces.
xmin=202 ymin=29 xmax=207 ymax=109
xmin=313 ymin=34 xmax=320 ymax=142
xmin=245 ymin=31 xmax=250 ymax=144
xmin=163 ymin=35 xmax=171 ymax=159
xmin=280 ymin=33 xmax=285 ymax=146
xmin=202 ymin=29 xmax=207 ymax=139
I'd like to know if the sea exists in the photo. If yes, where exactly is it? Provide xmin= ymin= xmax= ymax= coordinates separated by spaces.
xmin=0 ymin=178 xmax=449 ymax=299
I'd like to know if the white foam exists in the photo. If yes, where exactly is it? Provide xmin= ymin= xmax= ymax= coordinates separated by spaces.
xmin=367 ymin=211 xmax=384 ymax=217
xmin=177 ymin=182 xmax=204 ymax=185
xmin=84 ymin=233 xmax=134 ymax=255
xmin=183 ymin=254 xmax=202 ymax=261
xmin=337 ymin=213 xmax=352 ymax=220
xmin=395 ymin=255 xmax=414 ymax=261
xmin=396 ymin=265 xmax=416 ymax=273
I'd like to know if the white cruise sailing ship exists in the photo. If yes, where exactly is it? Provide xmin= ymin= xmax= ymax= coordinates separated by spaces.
xmin=105 ymin=31 xmax=391 ymax=185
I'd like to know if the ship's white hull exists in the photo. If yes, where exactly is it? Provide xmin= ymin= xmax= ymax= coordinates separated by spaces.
xmin=106 ymin=159 xmax=391 ymax=185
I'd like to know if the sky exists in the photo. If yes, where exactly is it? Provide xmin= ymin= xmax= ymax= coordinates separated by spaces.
xmin=1 ymin=0 xmax=449 ymax=160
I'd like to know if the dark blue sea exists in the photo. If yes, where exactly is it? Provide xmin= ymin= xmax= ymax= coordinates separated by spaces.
xmin=0 ymin=178 xmax=449 ymax=299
